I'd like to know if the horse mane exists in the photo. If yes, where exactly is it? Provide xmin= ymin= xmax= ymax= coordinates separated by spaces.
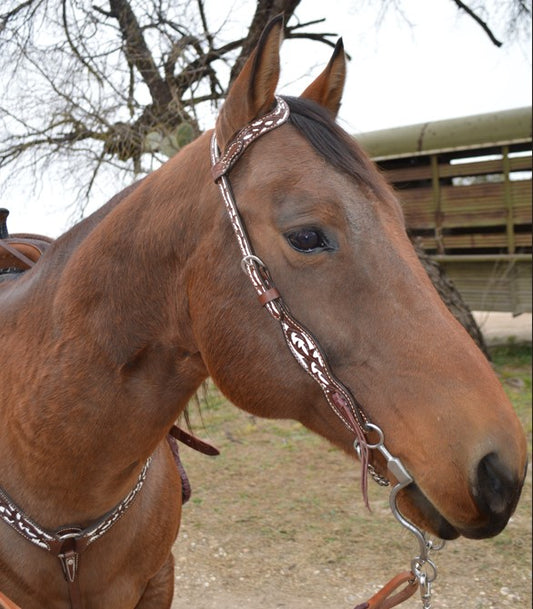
xmin=283 ymin=96 xmax=392 ymax=201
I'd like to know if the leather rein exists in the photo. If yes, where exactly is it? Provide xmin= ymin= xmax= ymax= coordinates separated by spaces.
xmin=210 ymin=96 xmax=445 ymax=609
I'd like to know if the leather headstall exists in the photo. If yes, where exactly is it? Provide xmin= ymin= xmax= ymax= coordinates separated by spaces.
xmin=210 ymin=96 xmax=373 ymax=505
xmin=210 ymin=96 xmax=449 ymax=609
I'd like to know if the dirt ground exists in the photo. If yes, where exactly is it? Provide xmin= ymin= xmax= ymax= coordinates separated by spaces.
xmin=169 ymin=362 xmax=531 ymax=609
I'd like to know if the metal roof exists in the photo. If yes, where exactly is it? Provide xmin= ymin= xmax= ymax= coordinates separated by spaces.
xmin=356 ymin=107 xmax=532 ymax=161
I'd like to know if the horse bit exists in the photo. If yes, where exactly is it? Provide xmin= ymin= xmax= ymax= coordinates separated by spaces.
xmin=211 ymin=96 xmax=445 ymax=609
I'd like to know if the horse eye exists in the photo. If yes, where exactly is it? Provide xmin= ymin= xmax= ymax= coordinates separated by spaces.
xmin=286 ymin=229 xmax=328 ymax=253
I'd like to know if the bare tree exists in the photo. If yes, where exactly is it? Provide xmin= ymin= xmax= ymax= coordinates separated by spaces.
xmin=370 ymin=0 xmax=531 ymax=47
xmin=0 ymin=0 xmax=529 ymax=203
xmin=0 ymin=0 xmax=338 ymax=194
xmin=450 ymin=0 xmax=531 ymax=47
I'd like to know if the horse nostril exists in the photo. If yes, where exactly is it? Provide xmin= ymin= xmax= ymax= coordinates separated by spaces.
xmin=474 ymin=452 xmax=518 ymax=517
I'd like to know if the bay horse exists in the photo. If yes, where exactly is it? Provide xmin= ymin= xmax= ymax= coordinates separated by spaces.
xmin=0 ymin=17 xmax=527 ymax=609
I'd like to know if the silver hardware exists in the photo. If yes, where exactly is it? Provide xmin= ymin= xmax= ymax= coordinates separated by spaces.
xmin=58 ymin=551 xmax=79 ymax=583
xmin=355 ymin=423 xmax=445 ymax=608
xmin=412 ymin=557 xmax=438 ymax=585
xmin=367 ymin=463 xmax=390 ymax=486
xmin=240 ymin=254 xmax=266 ymax=275
xmin=418 ymin=571 xmax=432 ymax=608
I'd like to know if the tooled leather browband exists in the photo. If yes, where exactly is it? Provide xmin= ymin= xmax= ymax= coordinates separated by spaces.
xmin=210 ymin=96 xmax=372 ymax=506
xmin=211 ymin=97 xmax=290 ymax=181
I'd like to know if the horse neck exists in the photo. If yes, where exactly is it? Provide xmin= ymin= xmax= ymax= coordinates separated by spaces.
xmin=0 ymin=132 xmax=214 ymax=517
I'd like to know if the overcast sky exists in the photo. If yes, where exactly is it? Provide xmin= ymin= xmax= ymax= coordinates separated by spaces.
xmin=4 ymin=0 xmax=532 ymax=236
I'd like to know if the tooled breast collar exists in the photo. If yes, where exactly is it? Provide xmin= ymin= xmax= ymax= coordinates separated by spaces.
xmin=0 ymin=457 xmax=151 ymax=608
xmin=0 ymin=425 xmax=218 ymax=609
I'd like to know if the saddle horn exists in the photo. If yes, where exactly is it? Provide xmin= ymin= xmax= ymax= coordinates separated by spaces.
xmin=0 ymin=208 xmax=9 ymax=239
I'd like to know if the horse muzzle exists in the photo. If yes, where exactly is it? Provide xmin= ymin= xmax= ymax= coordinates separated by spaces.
xmin=400 ymin=455 xmax=528 ymax=541
xmin=465 ymin=453 xmax=528 ymax=539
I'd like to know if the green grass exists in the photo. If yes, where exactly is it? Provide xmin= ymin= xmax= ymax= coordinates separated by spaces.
xmin=490 ymin=341 xmax=532 ymax=368
xmin=489 ymin=342 xmax=532 ymax=446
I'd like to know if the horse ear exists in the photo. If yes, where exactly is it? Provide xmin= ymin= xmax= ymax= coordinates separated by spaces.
xmin=300 ymin=39 xmax=346 ymax=117
xmin=215 ymin=16 xmax=283 ymax=149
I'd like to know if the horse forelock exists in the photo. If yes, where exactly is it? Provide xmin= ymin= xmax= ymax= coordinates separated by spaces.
xmin=283 ymin=96 xmax=392 ymax=203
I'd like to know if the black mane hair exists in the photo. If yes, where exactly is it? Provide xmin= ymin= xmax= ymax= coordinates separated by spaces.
xmin=283 ymin=95 xmax=391 ymax=201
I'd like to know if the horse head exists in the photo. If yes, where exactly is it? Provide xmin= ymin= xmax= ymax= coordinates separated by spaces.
xmin=190 ymin=17 xmax=527 ymax=542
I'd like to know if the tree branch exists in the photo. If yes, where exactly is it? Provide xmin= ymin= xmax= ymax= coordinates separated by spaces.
xmin=108 ymin=0 xmax=172 ymax=106
xmin=196 ymin=0 xmax=214 ymax=50
xmin=0 ymin=0 xmax=37 ymax=33
xmin=451 ymin=0 xmax=503 ymax=47
xmin=0 ymin=127 xmax=106 ymax=168
xmin=62 ymin=0 xmax=104 ymax=85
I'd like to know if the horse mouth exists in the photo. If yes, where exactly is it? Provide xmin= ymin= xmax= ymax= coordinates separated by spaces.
xmin=401 ymin=483 xmax=460 ymax=540
xmin=402 ymin=481 xmax=518 ymax=541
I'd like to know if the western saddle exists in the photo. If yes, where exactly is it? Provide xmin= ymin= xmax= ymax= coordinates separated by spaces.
xmin=0 ymin=208 xmax=53 ymax=276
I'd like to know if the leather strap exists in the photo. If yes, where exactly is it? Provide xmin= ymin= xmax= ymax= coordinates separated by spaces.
xmin=56 ymin=537 xmax=84 ymax=609
xmin=210 ymin=99 xmax=372 ymax=507
xmin=0 ymin=591 xmax=22 ymax=609
xmin=0 ymin=241 xmax=36 ymax=269
xmin=353 ymin=571 xmax=418 ymax=609
xmin=167 ymin=434 xmax=192 ymax=504
xmin=169 ymin=425 xmax=220 ymax=456
xmin=257 ymin=287 xmax=280 ymax=306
